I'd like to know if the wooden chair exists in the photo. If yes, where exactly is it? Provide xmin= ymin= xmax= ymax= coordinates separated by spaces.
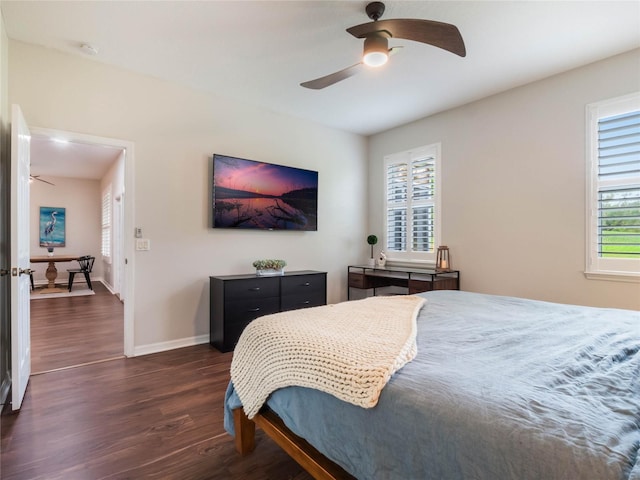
xmin=67 ymin=255 xmax=95 ymax=292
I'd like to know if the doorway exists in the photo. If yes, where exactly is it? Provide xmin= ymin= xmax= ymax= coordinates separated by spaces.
xmin=29 ymin=127 xmax=134 ymax=370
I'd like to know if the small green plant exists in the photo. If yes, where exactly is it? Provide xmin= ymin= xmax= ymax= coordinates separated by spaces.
xmin=367 ymin=235 xmax=378 ymax=259
xmin=252 ymin=259 xmax=287 ymax=270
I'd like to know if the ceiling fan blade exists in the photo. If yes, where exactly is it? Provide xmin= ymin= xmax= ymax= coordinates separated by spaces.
xmin=301 ymin=47 xmax=402 ymax=90
xmin=30 ymin=175 xmax=55 ymax=186
xmin=300 ymin=62 xmax=363 ymax=90
xmin=347 ymin=18 xmax=466 ymax=57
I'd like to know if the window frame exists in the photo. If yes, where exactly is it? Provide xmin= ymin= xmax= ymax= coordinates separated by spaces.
xmin=382 ymin=143 xmax=441 ymax=265
xmin=585 ymin=92 xmax=640 ymax=282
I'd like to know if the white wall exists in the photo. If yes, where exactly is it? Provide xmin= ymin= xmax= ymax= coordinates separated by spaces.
xmin=369 ymin=48 xmax=640 ymax=310
xmin=29 ymin=176 xmax=102 ymax=284
xmin=9 ymin=41 xmax=368 ymax=350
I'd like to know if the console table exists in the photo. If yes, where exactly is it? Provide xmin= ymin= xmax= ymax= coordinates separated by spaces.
xmin=210 ymin=270 xmax=327 ymax=352
xmin=348 ymin=265 xmax=459 ymax=299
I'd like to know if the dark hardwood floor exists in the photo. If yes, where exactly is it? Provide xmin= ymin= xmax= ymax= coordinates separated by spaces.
xmin=1 ymin=344 xmax=314 ymax=479
xmin=30 ymin=281 xmax=124 ymax=373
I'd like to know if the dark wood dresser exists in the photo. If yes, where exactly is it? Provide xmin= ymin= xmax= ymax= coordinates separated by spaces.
xmin=209 ymin=270 xmax=327 ymax=352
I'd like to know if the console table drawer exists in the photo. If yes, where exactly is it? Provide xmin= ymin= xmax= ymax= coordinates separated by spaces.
xmin=348 ymin=272 xmax=391 ymax=289
xmin=408 ymin=277 xmax=459 ymax=293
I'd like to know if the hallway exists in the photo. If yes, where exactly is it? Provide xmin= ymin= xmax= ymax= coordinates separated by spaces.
xmin=30 ymin=282 xmax=123 ymax=374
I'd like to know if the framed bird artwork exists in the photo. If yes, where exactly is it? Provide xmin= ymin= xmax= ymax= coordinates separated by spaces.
xmin=39 ymin=206 xmax=66 ymax=247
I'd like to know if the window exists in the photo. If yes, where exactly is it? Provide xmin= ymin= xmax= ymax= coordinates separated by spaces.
xmin=586 ymin=93 xmax=640 ymax=280
xmin=383 ymin=144 xmax=441 ymax=264
xmin=102 ymin=187 xmax=112 ymax=263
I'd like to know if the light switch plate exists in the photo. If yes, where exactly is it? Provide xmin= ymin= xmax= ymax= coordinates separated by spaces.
xmin=136 ymin=239 xmax=151 ymax=251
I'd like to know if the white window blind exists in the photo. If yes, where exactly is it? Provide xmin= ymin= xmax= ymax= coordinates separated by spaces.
xmin=384 ymin=144 xmax=440 ymax=263
xmin=102 ymin=188 xmax=112 ymax=262
xmin=586 ymin=93 xmax=640 ymax=280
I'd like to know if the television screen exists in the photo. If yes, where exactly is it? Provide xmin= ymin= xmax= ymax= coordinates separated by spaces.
xmin=212 ymin=154 xmax=318 ymax=230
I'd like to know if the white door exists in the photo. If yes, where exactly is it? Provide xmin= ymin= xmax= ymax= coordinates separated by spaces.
xmin=10 ymin=104 xmax=31 ymax=410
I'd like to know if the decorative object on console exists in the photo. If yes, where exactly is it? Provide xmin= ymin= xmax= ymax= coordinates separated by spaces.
xmin=39 ymin=206 xmax=66 ymax=247
xmin=211 ymin=154 xmax=318 ymax=231
xmin=47 ymin=247 xmax=54 ymax=257
xmin=253 ymin=259 xmax=287 ymax=276
xmin=436 ymin=245 xmax=451 ymax=271
xmin=367 ymin=234 xmax=378 ymax=266
xmin=377 ymin=251 xmax=387 ymax=267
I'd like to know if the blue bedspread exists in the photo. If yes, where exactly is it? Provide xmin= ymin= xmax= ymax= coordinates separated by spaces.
xmin=225 ymin=290 xmax=640 ymax=479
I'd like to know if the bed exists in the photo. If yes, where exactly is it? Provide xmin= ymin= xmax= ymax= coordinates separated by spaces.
xmin=224 ymin=290 xmax=640 ymax=479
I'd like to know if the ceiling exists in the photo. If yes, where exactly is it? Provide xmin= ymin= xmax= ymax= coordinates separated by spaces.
xmin=2 ymin=1 xmax=640 ymax=178
xmin=29 ymin=135 xmax=123 ymax=182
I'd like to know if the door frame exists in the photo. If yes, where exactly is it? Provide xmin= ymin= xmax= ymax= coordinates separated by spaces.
xmin=30 ymin=127 xmax=135 ymax=357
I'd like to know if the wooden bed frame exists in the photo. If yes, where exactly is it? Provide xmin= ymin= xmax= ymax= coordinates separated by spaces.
xmin=233 ymin=407 xmax=356 ymax=480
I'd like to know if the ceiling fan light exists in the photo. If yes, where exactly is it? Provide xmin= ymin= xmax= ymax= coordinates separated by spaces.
xmin=363 ymin=35 xmax=389 ymax=67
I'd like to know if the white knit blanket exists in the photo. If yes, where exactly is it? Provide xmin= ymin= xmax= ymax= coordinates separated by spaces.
xmin=230 ymin=295 xmax=426 ymax=419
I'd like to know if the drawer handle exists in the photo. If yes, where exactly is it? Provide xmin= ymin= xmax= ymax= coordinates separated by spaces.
xmin=249 ymin=287 xmax=260 ymax=291
xmin=248 ymin=307 xmax=261 ymax=312
xmin=303 ymin=301 xmax=310 ymax=305
xmin=303 ymin=282 xmax=311 ymax=286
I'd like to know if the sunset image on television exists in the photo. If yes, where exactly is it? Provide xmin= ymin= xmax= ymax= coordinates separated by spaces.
xmin=212 ymin=154 xmax=318 ymax=230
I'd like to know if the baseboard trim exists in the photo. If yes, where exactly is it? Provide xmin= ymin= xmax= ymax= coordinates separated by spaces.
xmin=133 ymin=334 xmax=210 ymax=357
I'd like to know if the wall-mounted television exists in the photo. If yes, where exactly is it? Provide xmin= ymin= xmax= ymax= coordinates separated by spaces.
xmin=211 ymin=154 xmax=318 ymax=231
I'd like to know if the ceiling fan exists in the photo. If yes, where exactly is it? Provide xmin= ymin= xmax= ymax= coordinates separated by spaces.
xmin=30 ymin=175 xmax=55 ymax=186
xmin=300 ymin=1 xmax=466 ymax=90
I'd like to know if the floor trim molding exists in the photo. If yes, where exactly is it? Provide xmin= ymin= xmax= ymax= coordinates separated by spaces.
xmin=133 ymin=334 xmax=209 ymax=357
xmin=32 ymin=356 xmax=126 ymax=375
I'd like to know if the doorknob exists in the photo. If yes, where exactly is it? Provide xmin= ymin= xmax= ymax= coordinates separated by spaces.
xmin=0 ymin=268 xmax=9 ymax=276
xmin=18 ymin=268 xmax=32 ymax=276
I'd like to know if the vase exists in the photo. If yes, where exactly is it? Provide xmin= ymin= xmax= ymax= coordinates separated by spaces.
xmin=256 ymin=268 xmax=285 ymax=276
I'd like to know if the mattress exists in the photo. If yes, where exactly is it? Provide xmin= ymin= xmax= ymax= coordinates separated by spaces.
xmin=225 ymin=290 xmax=640 ymax=480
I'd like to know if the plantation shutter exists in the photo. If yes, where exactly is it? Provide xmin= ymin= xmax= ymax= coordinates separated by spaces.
xmin=385 ymin=146 xmax=438 ymax=258
xmin=411 ymin=156 xmax=436 ymax=253
xmin=386 ymin=162 xmax=408 ymax=252
xmin=597 ymin=110 xmax=640 ymax=258
xmin=102 ymin=189 xmax=112 ymax=260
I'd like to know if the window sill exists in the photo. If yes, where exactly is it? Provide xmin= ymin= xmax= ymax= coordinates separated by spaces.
xmin=584 ymin=271 xmax=640 ymax=283
xmin=385 ymin=259 xmax=436 ymax=269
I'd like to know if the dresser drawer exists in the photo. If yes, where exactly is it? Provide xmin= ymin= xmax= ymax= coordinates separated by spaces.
xmin=225 ymin=297 xmax=280 ymax=325
xmin=224 ymin=277 xmax=279 ymax=301
xmin=281 ymin=274 xmax=325 ymax=296
xmin=224 ymin=321 xmax=252 ymax=350
xmin=281 ymin=290 xmax=326 ymax=311
xmin=210 ymin=271 xmax=327 ymax=352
